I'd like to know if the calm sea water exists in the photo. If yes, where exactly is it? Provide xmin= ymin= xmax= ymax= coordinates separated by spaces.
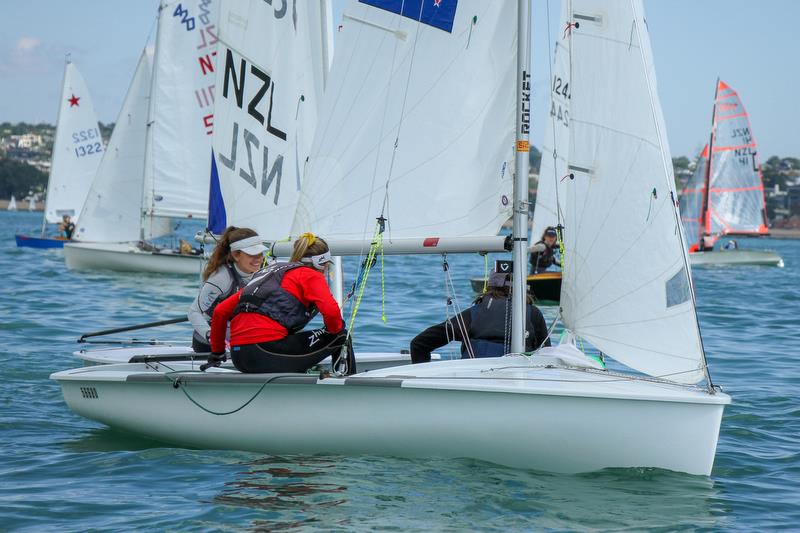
xmin=2 ymin=210 xmax=799 ymax=531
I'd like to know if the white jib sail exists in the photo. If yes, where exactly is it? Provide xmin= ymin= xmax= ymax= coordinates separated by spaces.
xmin=44 ymin=61 xmax=103 ymax=224
xmin=75 ymin=49 xmax=154 ymax=243
xmin=561 ymin=0 xmax=706 ymax=385
xmin=532 ymin=0 xmax=571 ymax=244
xmin=212 ymin=0 xmax=330 ymax=238
xmin=143 ymin=0 xmax=218 ymax=220
xmin=291 ymin=0 xmax=515 ymax=240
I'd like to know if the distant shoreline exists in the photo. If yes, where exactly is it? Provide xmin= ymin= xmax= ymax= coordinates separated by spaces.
xmin=767 ymin=228 xmax=800 ymax=240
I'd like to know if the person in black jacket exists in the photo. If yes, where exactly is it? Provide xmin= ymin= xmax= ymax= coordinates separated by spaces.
xmin=530 ymin=226 xmax=560 ymax=274
xmin=409 ymin=272 xmax=550 ymax=364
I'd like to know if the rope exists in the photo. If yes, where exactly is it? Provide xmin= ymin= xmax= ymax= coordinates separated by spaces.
xmin=146 ymin=361 xmax=277 ymax=416
xmin=441 ymin=254 xmax=475 ymax=359
xmin=345 ymin=218 xmax=386 ymax=339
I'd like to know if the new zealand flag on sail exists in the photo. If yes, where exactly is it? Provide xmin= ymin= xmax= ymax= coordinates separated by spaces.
xmin=359 ymin=0 xmax=458 ymax=33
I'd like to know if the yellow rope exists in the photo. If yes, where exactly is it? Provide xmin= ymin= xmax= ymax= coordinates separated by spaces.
xmin=347 ymin=221 xmax=384 ymax=334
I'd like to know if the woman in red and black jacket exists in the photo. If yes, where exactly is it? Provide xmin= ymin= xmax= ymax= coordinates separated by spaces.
xmin=209 ymin=233 xmax=355 ymax=374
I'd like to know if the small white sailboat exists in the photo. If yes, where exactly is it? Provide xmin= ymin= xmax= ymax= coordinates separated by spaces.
xmin=16 ymin=59 xmax=104 ymax=249
xmin=680 ymin=80 xmax=783 ymax=267
xmin=53 ymin=0 xmax=729 ymax=475
xmin=7 ymin=195 xmax=17 ymax=211
xmin=65 ymin=0 xmax=218 ymax=275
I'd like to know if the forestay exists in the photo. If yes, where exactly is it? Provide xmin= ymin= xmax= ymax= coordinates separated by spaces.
xmin=75 ymin=50 xmax=163 ymax=242
xmin=44 ymin=62 xmax=103 ymax=225
xmin=561 ymin=0 xmax=706 ymax=385
xmin=292 ymin=0 xmax=515 ymax=240
xmin=211 ymin=0 xmax=331 ymax=237
xmin=705 ymin=80 xmax=769 ymax=237
xmin=144 ymin=0 xmax=218 ymax=220
xmin=532 ymin=0 xmax=571 ymax=243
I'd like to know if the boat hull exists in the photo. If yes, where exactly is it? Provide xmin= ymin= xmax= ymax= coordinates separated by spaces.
xmin=470 ymin=272 xmax=562 ymax=303
xmin=52 ymin=359 xmax=728 ymax=475
xmin=64 ymin=242 xmax=202 ymax=275
xmin=689 ymin=249 xmax=783 ymax=267
xmin=15 ymin=234 xmax=67 ymax=249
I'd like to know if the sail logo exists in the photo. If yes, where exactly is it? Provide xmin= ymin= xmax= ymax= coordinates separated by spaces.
xmin=359 ymin=0 xmax=458 ymax=33
xmin=217 ymin=49 xmax=287 ymax=205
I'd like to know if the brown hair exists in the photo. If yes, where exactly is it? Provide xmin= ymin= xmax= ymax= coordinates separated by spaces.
xmin=290 ymin=232 xmax=329 ymax=263
xmin=202 ymin=226 xmax=258 ymax=280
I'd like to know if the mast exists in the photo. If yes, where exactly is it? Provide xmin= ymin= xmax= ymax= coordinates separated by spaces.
xmin=140 ymin=2 xmax=165 ymax=241
xmin=699 ymin=77 xmax=720 ymax=248
xmin=42 ymin=56 xmax=71 ymax=237
xmin=511 ymin=0 xmax=532 ymax=354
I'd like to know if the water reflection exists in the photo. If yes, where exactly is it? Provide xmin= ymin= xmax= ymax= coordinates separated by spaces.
xmin=208 ymin=455 xmax=725 ymax=531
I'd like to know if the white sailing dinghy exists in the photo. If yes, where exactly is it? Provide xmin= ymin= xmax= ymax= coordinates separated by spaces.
xmin=69 ymin=0 xmax=413 ymax=371
xmin=53 ymin=0 xmax=729 ymax=475
xmin=679 ymin=80 xmax=782 ymax=267
xmin=65 ymin=0 xmax=218 ymax=275
xmin=16 ymin=60 xmax=104 ymax=249
xmin=7 ymin=195 xmax=17 ymax=211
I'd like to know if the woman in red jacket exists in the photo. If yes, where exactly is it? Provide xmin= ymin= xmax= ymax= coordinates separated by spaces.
xmin=209 ymin=233 xmax=355 ymax=374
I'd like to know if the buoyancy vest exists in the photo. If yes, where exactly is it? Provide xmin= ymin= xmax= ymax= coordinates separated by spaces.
xmin=207 ymin=264 xmax=245 ymax=318
xmin=462 ymin=296 xmax=536 ymax=357
xmin=530 ymin=241 xmax=557 ymax=273
xmin=232 ymin=262 xmax=318 ymax=333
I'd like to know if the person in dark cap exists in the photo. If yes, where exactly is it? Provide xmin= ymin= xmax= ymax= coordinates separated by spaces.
xmin=409 ymin=272 xmax=550 ymax=363
xmin=530 ymin=226 xmax=561 ymax=274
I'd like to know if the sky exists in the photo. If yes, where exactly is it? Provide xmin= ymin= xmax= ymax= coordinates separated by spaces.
xmin=0 ymin=0 xmax=797 ymax=159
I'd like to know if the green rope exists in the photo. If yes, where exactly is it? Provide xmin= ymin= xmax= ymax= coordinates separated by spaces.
xmin=379 ymin=234 xmax=387 ymax=323
xmin=347 ymin=221 xmax=384 ymax=335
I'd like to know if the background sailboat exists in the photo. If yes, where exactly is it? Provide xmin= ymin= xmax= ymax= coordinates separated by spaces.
xmin=64 ymin=0 xmax=218 ymax=274
xmin=15 ymin=60 xmax=103 ymax=249
xmin=53 ymin=0 xmax=729 ymax=475
xmin=7 ymin=195 xmax=17 ymax=212
xmin=680 ymin=79 xmax=783 ymax=266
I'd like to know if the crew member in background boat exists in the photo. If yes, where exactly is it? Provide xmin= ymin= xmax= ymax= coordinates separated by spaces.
xmin=208 ymin=232 xmax=356 ymax=374
xmin=529 ymin=226 xmax=560 ymax=274
xmin=409 ymin=272 xmax=550 ymax=363
xmin=58 ymin=215 xmax=75 ymax=240
xmin=722 ymin=239 xmax=739 ymax=250
xmin=188 ymin=227 xmax=264 ymax=353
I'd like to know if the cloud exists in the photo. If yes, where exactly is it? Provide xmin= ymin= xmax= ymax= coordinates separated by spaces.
xmin=0 ymin=36 xmax=72 ymax=75
xmin=15 ymin=36 xmax=41 ymax=53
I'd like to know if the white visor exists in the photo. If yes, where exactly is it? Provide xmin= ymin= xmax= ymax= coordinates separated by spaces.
xmin=230 ymin=235 xmax=267 ymax=256
xmin=302 ymin=250 xmax=333 ymax=269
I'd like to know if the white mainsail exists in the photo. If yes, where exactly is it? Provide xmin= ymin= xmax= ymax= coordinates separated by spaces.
xmin=291 ymin=0 xmax=515 ymax=240
xmin=532 ymin=0 xmax=571 ymax=243
xmin=143 ymin=0 xmax=218 ymax=222
xmin=560 ymin=0 xmax=706 ymax=385
xmin=43 ymin=61 xmax=103 ymax=225
xmin=7 ymin=195 xmax=17 ymax=211
xmin=75 ymin=50 xmax=155 ymax=242
xmin=210 ymin=0 xmax=332 ymax=238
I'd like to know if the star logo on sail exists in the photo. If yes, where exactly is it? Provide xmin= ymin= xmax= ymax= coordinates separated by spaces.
xmin=433 ymin=0 xmax=442 ymax=6
xmin=68 ymin=94 xmax=80 ymax=107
